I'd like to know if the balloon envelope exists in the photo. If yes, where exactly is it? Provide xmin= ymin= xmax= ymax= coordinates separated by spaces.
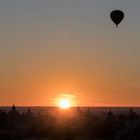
xmin=110 ymin=10 xmax=124 ymax=27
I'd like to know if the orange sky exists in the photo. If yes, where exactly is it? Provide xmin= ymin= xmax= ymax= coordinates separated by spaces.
xmin=0 ymin=1 xmax=140 ymax=106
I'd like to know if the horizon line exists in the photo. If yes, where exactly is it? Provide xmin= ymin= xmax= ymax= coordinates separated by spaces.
xmin=0 ymin=105 xmax=140 ymax=108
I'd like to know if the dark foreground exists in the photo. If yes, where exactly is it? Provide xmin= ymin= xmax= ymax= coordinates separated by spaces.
xmin=0 ymin=105 xmax=140 ymax=140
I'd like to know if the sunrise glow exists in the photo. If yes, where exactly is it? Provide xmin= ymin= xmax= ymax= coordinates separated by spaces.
xmin=59 ymin=99 xmax=71 ymax=109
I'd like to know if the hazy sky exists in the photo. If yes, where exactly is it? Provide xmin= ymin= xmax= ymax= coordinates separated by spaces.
xmin=0 ymin=0 xmax=140 ymax=106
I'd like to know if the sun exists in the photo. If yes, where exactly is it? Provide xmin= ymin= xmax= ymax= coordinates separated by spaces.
xmin=59 ymin=99 xmax=71 ymax=109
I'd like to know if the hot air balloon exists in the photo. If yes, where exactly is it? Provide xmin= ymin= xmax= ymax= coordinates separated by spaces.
xmin=110 ymin=10 xmax=124 ymax=27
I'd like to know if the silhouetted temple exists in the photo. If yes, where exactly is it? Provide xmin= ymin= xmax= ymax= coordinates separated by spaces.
xmin=106 ymin=109 xmax=116 ymax=123
xmin=9 ymin=104 xmax=19 ymax=115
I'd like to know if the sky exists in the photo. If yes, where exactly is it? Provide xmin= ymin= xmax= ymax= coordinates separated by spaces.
xmin=0 ymin=0 xmax=140 ymax=106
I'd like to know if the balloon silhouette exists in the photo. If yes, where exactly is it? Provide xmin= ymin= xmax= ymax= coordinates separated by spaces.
xmin=110 ymin=10 xmax=124 ymax=28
